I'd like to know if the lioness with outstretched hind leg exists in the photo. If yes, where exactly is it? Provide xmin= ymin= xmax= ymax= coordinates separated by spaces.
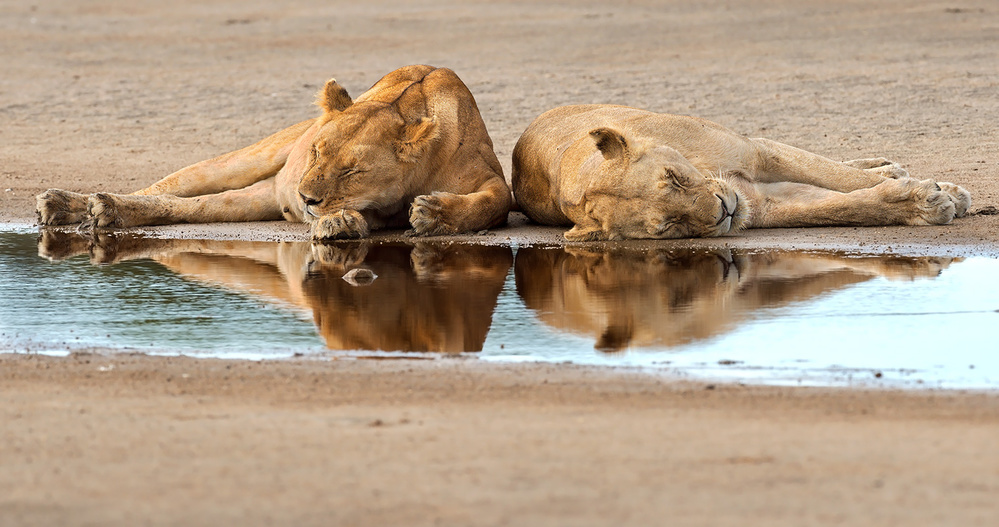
xmin=36 ymin=65 xmax=512 ymax=239
xmin=512 ymin=104 xmax=971 ymax=241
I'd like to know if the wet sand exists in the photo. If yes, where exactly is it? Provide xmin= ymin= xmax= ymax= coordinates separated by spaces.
xmin=2 ymin=1 xmax=999 ymax=525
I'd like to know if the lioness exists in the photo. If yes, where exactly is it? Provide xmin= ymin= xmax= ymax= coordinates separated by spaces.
xmin=512 ymin=105 xmax=971 ymax=240
xmin=36 ymin=65 xmax=512 ymax=239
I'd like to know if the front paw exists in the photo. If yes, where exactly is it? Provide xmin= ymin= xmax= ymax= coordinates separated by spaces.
xmin=311 ymin=210 xmax=370 ymax=240
xmin=36 ymin=189 xmax=89 ymax=225
xmin=408 ymin=193 xmax=455 ymax=236
xmin=83 ymin=193 xmax=126 ymax=229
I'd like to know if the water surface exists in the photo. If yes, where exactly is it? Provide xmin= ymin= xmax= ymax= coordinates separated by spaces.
xmin=2 ymin=228 xmax=996 ymax=388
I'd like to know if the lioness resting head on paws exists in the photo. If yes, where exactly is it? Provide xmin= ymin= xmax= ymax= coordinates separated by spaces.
xmin=512 ymin=104 xmax=971 ymax=241
xmin=36 ymin=65 xmax=512 ymax=239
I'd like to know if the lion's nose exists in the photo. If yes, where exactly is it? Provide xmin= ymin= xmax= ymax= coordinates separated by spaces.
xmin=714 ymin=193 xmax=737 ymax=226
xmin=299 ymin=192 xmax=323 ymax=207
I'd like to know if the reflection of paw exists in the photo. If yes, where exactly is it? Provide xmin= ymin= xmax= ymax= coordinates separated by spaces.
xmin=311 ymin=210 xmax=369 ymax=240
xmin=408 ymin=193 xmax=455 ymax=236
xmin=36 ymin=189 xmax=89 ymax=225
xmin=936 ymin=182 xmax=971 ymax=218
xmin=37 ymin=229 xmax=91 ymax=261
xmin=309 ymin=241 xmax=369 ymax=269
xmin=410 ymin=243 xmax=446 ymax=278
xmin=880 ymin=178 xmax=955 ymax=225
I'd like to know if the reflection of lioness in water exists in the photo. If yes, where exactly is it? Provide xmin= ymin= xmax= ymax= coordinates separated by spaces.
xmin=515 ymin=245 xmax=955 ymax=351
xmin=512 ymin=105 xmax=971 ymax=240
xmin=39 ymin=232 xmax=512 ymax=352
xmin=36 ymin=65 xmax=512 ymax=239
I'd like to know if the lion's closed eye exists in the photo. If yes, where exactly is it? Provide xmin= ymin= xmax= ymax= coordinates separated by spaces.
xmin=664 ymin=167 xmax=693 ymax=189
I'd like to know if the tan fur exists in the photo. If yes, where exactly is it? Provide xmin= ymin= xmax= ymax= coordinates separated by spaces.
xmin=512 ymin=105 xmax=971 ymax=240
xmin=36 ymin=65 xmax=512 ymax=239
xmin=515 ymin=245 xmax=956 ymax=350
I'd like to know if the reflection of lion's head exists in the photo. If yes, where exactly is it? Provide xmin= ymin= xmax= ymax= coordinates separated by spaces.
xmin=302 ymin=242 xmax=513 ymax=352
xmin=515 ymin=246 xmax=955 ymax=351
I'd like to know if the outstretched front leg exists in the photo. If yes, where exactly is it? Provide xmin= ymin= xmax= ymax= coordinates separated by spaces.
xmin=81 ymin=177 xmax=283 ymax=229
xmin=408 ymin=177 xmax=512 ymax=236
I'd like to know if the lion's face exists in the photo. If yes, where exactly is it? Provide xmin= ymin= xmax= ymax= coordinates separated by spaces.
xmin=567 ymin=128 xmax=748 ymax=241
xmin=295 ymin=81 xmax=439 ymax=221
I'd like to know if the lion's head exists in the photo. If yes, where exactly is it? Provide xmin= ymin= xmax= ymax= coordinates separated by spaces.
xmin=565 ymin=127 xmax=748 ymax=241
xmin=295 ymin=79 xmax=440 ymax=221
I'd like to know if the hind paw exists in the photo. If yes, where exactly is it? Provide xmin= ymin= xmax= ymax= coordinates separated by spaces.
xmin=937 ymin=182 xmax=971 ymax=218
xmin=843 ymin=158 xmax=909 ymax=179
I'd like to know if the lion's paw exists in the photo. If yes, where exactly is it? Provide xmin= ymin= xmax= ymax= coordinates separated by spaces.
xmin=867 ymin=162 xmax=909 ymax=180
xmin=311 ymin=210 xmax=370 ymax=241
xmin=36 ymin=189 xmax=89 ymax=225
xmin=881 ymin=178 xmax=955 ymax=226
xmin=937 ymin=182 xmax=971 ymax=218
xmin=83 ymin=193 xmax=127 ymax=229
xmin=843 ymin=158 xmax=909 ymax=179
xmin=407 ymin=193 xmax=456 ymax=237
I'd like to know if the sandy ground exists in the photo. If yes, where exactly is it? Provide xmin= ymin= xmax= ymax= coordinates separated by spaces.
xmin=2 ymin=0 xmax=999 ymax=525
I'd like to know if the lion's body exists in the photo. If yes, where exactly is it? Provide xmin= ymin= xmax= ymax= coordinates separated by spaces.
xmin=36 ymin=65 xmax=512 ymax=239
xmin=512 ymin=105 xmax=970 ymax=241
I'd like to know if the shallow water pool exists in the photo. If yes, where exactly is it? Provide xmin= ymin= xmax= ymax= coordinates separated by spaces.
xmin=2 ymin=228 xmax=996 ymax=388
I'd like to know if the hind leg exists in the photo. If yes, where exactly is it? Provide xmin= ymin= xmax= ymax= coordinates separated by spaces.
xmin=36 ymin=119 xmax=313 ymax=225
xmin=843 ymin=157 xmax=910 ymax=179
xmin=752 ymin=139 xmax=970 ymax=215
xmin=131 ymin=119 xmax=313 ymax=197
xmin=751 ymin=178 xmax=956 ymax=228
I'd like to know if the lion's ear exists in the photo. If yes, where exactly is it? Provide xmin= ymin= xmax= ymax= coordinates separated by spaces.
xmin=396 ymin=117 xmax=439 ymax=162
xmin=316 ymin=79 xmax=353 ymax=114
xmin=589 ymin=127 xmax=629 ymax=161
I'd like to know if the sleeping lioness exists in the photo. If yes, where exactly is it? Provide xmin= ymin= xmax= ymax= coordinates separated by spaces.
xmin=512 ymin=104 xmax=971 ymax=240
xmin=36 ymin=65 xmax=512 ymax=239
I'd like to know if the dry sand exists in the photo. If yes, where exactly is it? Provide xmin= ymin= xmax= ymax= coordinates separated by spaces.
xmin=2 ymin=1 xmax=998 ymax=525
